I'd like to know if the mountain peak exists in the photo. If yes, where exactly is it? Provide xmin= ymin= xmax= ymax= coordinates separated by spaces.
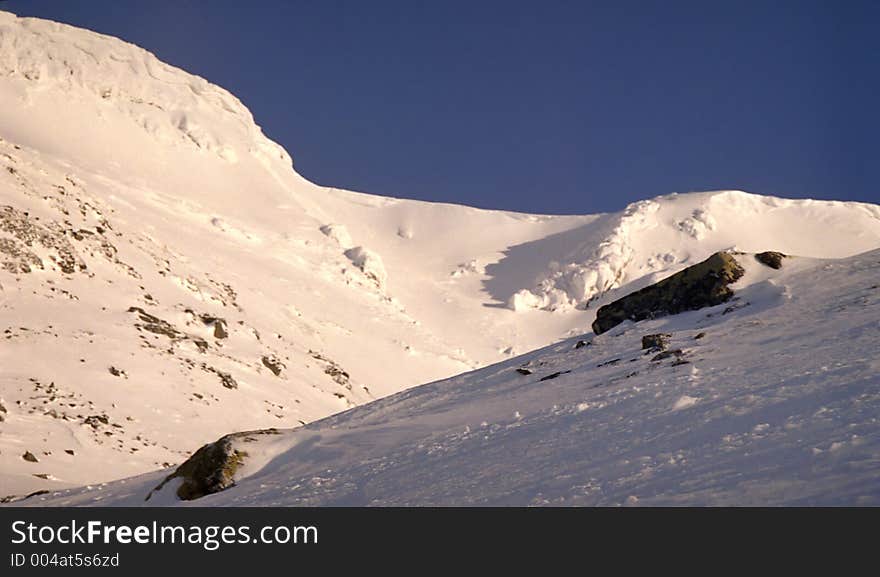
xmin=0 ymin=10 xmax=291 ymax=169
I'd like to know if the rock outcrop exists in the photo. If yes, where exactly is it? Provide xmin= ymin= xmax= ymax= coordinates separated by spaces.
xmin=146 ymin=429 xmax=280 ymax=501
xmin=261 ymin=355 xmax=285 ymax=377
xmin=592 ymin=252 xmax=745 ymax=335
xmin=755 ymin=251 xmax=786 ymax=269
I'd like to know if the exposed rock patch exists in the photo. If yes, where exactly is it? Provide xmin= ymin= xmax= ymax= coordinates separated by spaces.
xmin=755 ymin=251 xmax=786 ymax=269
xmin=592 ymin=252 xmax=745 ymax=335
xmin=201 ymin=365 xmax=237 ymax=389
xmin=0 ymin=205 xmax=85 ymax=274
xmin=128 ymin=306 xmax=182 ymax=339
xmin=261 ymin=355 xmax=285 ymax=377
xmin=129 ymin=306 xmax=209 ymax=352
xmin=310 ymin=351 xmax=351 ymax=389
xmin=641 ymin=333 xmax=671 ymax=351
xmin=199 ymin=314 xmax=228 ymax=339
xmin=83 ymin=414 xmax=109 ymax=428
xmin=146 ymin=429 xmax=280 ymax=501
xmin=108 ymin=366 xmax=126 ymax=378
xmin=539 ymin=370 xmax=571 ymax=382
xmin=344 ymin=246 xmax=387 ymax=289
xmin=651 ymin=349 xmax=684 ymax=362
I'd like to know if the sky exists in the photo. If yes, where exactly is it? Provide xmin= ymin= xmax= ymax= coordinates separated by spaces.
xmin=3 ymin=0 xmax=878 ymax=214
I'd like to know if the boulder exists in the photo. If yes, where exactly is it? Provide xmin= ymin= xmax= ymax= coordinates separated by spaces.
xmin=261 ymin=355 xmax=285 ymax=377
xmin=755 ymin=251 xmax=786 ymax=269
xmin=213 ymin=319 xmax=228 ymax=339
xmin=592 ymin=252 xmax=745 ymax=335
xmin=147 ymin=429 xmax=280 ymax=501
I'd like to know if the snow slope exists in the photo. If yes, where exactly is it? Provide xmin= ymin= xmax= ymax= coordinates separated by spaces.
xmin=27 ymin=249 xmax=880 ymax=506
xmin=1 ymin=11 xmax=879 ymax=499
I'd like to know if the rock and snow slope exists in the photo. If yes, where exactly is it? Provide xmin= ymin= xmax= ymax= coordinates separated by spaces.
xmin=0 ymin=11 xmax=879 ymax=501
xmin=27 ymin=249 xmax=880 ymax=506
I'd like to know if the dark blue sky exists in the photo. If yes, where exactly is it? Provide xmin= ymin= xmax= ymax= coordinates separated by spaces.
xmin=4 ymin=1 xmax=878 ymax=214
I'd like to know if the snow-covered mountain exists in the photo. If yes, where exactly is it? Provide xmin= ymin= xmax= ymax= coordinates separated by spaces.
xmin=1 ymin=11 xmax=879 ymax=503
xmin=27 ymin=248 xmax=880 ymax=506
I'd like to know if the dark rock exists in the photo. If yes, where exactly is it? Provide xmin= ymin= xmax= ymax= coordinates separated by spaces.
xmin=127 ymin=307 xmax=182 ymax=339
xmin=540 ymin=370 xmax=571 ymax=381
xmin=192 ymin=338 xmax=209 ymax=353
xmin=651 ymin=349 xmax=684 ymax=362
xmin=198 ymin=364 xmax=238 ymax=389
xmin=310 ymin=351 xmax=351 ymax=388
xmin=108 ymin=366 xmax=125 ymax=377
xmin=24 ymin=489 xmax=50 ymax=500
xmin=65 ymin=449 xmax=75 ymax=456
xmin=574 ymin=340 xmax=590 ymax=349
xmin=722 ymin=301 xmax=748 ymax=315
xmin=596 ymin=358 xmax=622 ymax=367
xmin=755 ymin=251 xmax=786 ymax=269
xmin=213 ymin=320 xmax=228 ymax=339
xmin=0 ymin=205 xmax=84 ymax=274
xmin=592 ymin=252 xmax=745 ymax=335
xmin=641 ymin=333 xmax=671 ymax=350
xmin=694 ymin=332 xmax=706 ymax=340
xmin=147 ymin=429 xmax=280 ymax=501
xmin=261 ymin=355 xmax=285 ymax=377
xmin=22 ymin=451 xmax=38 ymax=463
xmin=324 ymin=365 xmax=349 ymax=385
xmin=200 ymin=315 xmax=228 ymax=339
xmin=217 ymin=371 xmax=237 ymax=390
xmin=516 ymin=367 xmax=532 ymax=375
xmin=83 ymin=414 xmax=109 ymax=428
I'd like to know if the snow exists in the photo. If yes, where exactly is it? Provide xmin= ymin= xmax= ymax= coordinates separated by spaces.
xmin=343 ymin=246 xmax=388 ymax=289
xmin=1 ymin=10 xmax=879 ymax=504
xmin=319 ymin=223 xmax=353 ymax=249
xmin=671 ymin=395 xmax=699 ymax=411
xmin=509 ymin=192 xmax=880 ymax=312
xmin=24 ymin=248 xmax=880 ymax=506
